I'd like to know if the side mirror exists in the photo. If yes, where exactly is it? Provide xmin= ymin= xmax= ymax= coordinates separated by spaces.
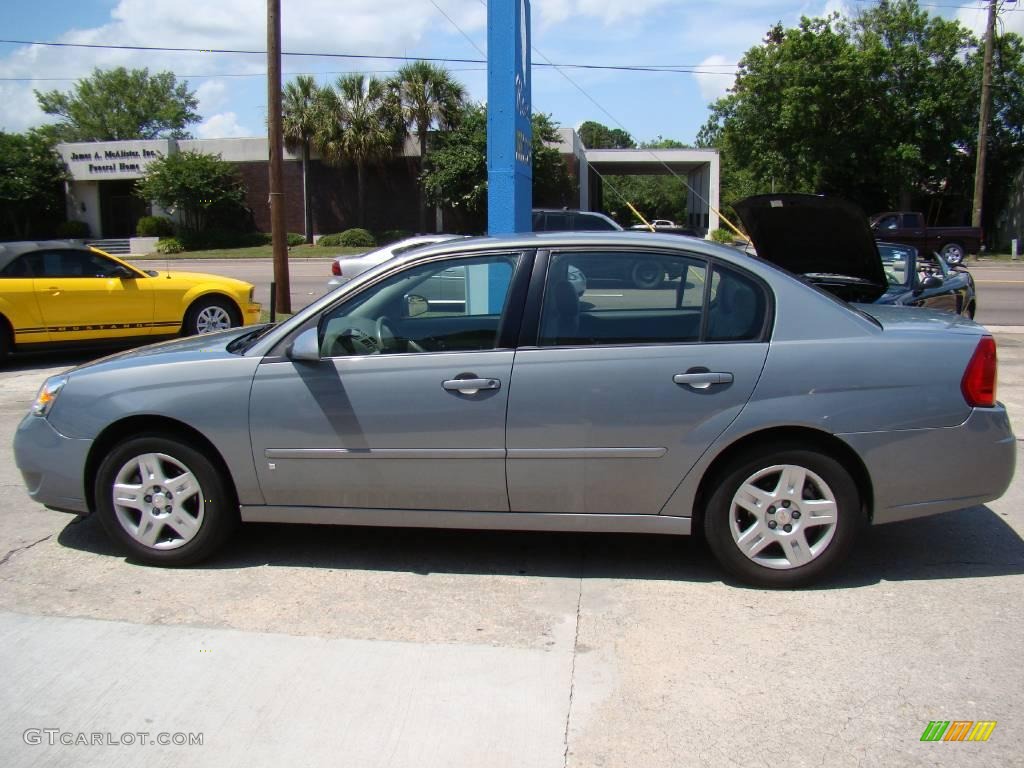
xmin=405 ymin=294 xmax=429 ymax=318
xmin=914 ymin=275 xmax=943 ymax=294
xmin=287 ymin=327 xmax=321 ymax=362
xmin=111 ymin=265 xmax=136 ymax=278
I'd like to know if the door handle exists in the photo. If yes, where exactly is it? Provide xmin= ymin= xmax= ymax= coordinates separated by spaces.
xmin=442 ymin=377 xmax=501 ymax=395
xmin=673 ymin=372 xmax=733 ymax=390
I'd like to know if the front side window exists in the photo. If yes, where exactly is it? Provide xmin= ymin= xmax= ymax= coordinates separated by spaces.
xmin=875 ymin=215 xmax=899 ymax=231
xmin=24 ymin=250 xmax=127 ymax=278
xmin=0 ymin=255 xmax=33 ymax=277
xmin=539 ymin=251 xmax=708 ymax=346
xmin=318 ymin=253 xmax=521 ymax=357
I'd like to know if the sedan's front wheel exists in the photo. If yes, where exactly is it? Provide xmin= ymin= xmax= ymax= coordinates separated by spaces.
xmin=95 ymin=435 xmax=237 ymax=565
xmin=704 ymin=448 xmax=864 ymax=587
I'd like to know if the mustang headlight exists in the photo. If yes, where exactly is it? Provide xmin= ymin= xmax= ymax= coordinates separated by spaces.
xmin=31 ymin=375 xmax=68 ymax=417
xmin=248 ymin=287 xmax=255 ymax=303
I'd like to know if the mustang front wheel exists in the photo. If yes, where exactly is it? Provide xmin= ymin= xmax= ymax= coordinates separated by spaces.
xmin=704 ymin=448 xmax=863 ymax=587
xmin=185 ymin=297 xmax=239 ymax=335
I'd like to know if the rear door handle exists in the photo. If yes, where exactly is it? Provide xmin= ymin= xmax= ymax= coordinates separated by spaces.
xmin=442 ymin=377 xmax=501 ymax=395
xmin=673 ymin=372 xmax=733 ymax=390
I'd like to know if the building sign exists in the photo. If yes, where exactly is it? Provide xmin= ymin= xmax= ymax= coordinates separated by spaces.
xmin=487 ymin=0 xmax=532 ymax=235
xmin=57 ymin=140 xmax=172 ymax=181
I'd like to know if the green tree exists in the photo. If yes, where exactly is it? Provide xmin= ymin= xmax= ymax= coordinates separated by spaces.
xmin=316 ymin=74 xmax=403 ymax=228
xmin=421 ymin=104 xmax=576 ymax=232
xmin=390 ymin=61 xmax=467 ymax=231
xmin=603 ymin=137 xmax=692 ymax=225
xmin=697 ymin=0 xmax=1024 ymax=235
xmin=136 ymin=151 xmax=247 ymax=234
xmin=0 ymin=130 xmax=69 ymax=239
xmin=577 ymin=120 xmax=635 ymax=149
xmin=282 ymin=75 xmax=325 ymax=243
xmin=35 ymin=67 xmax=199 ymax=141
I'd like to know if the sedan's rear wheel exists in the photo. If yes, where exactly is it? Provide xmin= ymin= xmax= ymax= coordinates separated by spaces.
xmin=184 ymin=297 xmax=239 ymax=335
xmin=704 ymin=448 xmax=863 ymax=587
xmin=95 ymin=435 xmax=237 ymax=565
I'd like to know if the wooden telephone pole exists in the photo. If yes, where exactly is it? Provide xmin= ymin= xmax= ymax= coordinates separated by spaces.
xmin=267 ymin=0 xmax=291 ymax=313
xmin=971 ymin=0 xmax=998 ymax=232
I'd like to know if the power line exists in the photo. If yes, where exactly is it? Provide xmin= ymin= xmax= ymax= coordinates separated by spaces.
xmin=0 ymin=38 xmax=739 ymax=75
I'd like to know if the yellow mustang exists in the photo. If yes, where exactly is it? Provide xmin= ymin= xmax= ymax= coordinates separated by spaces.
xmin=0 ymin=241 xmax=261 ymax=360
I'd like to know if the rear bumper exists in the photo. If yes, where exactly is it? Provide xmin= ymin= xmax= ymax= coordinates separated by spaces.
xmin=840 ymin=405 xmax=1016 ymax=525
xmin=13 ymin=414 xmax=92 ymax=515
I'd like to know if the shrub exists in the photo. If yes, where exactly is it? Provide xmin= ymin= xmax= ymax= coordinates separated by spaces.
xmin=179 ymin=229 xmax=271 ymax=250
xmin=155 ymin=237 xmax=184 ymax=254
xmin=316 ymin=233 xmax=344 ymax=247
xmin=287 ymin=232 xmax=307 ymax=247
xmin=377 ymin=229 xmax=413 ymax=245
xmin=710 ymin=227 xmax=737 ymax=244
xmin=136 ymin=215 xmax=175 ymax=237
xmin=337 ymin=228 xmax=376 ymax=247
xmin=57 ymin=220 xmax=90 ymax=239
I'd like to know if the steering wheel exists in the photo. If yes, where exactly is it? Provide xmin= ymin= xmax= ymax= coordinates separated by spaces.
xmin=376 ymin=316 xmax=425 ymax=353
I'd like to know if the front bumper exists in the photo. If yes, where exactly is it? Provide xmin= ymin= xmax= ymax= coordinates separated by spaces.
xmin=840 ymin=405 xmax=1017 ymax=525
xmin=243 ymin=302 xmax=262 ymax=325
xmin=13 ymin=414 xmax=93 ymax=515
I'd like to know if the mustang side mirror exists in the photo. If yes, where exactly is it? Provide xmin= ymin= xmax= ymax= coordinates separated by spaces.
xmin=287 ymin=327 xmax=321 ymax=362
xmin=111 ymin=265 xmax=135 ymax=278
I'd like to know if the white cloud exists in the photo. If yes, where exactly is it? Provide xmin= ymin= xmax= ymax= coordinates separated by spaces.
xmin=196 ymin=112 xmax=251 ymax=139
xmin=195 ymin=80 xmax=229 ymax=114
xmin=956 ymin=5 xmax=1024 ymax=38
xmin=694 ymin=55 xmax=735 ymax=105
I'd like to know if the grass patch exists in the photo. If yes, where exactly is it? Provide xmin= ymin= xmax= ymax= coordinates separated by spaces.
xmin=134 ymin=244 xmax=370 ymax=260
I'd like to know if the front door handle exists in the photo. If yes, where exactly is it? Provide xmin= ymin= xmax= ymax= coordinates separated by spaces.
xmin=442 ymin=377 xmax=501 ymax=395
xmin=673 ymin=372 xmax=733 ymax=390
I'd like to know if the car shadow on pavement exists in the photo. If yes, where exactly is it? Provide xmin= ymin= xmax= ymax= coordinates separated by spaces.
xmin=56 ymin=504 xmax=1024 ymax=588
xmin=2 ymin=350 xmax=104 ymax=373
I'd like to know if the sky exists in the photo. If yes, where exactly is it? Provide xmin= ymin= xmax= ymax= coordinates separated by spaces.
xmin=1 ymin=0 xmax=1021 ymax=146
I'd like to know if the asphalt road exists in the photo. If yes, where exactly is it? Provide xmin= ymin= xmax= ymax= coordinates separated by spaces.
xmin=0 ymin=326 xmax=1022 ymax=765
xmin=131 ymin=257 xmax=1024 ymax=325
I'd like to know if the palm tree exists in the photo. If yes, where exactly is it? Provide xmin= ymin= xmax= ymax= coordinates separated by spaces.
xmin=282 ymin=75 xmax=324 ymax=243
xmin=316 ymin=74 xmax=403 ymax=228
xmin=390 ymin=62 xmax=466 ymax=231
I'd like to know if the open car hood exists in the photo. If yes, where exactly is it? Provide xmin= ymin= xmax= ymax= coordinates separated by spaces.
xmin=734 ymin=194 xmax=888 ymax=303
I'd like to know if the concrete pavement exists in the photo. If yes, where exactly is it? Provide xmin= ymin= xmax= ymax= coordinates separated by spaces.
xmin=0 ymin=334 xmax=1021 ymax=767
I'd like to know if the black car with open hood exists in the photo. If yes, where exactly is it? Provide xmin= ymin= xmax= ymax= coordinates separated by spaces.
xmin=734 ymin=194 xmax=889 ymax=303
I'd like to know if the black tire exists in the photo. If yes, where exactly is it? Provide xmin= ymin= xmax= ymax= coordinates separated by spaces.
xmin=0 ymin=317 xmax=10 ymax=363
xmin=940 ymin=242 xmax=966 ymax=266
xmin=703 ymin=447 xmax=864 ymax=588
xmin=182 ymin=296 xmax=240 ymax=336
xmin=631 ymin=259 xmax=664 ymax=289
xmin=94 ymin=434 xmax=237 ymax=566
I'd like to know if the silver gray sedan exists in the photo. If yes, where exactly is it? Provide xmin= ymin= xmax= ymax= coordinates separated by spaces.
xmin=14 ymin=229 xmax=1016 ymax=587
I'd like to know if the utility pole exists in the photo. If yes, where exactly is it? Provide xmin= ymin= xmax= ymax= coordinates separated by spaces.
xmin=267 ymin=0 xmax=291 ymax=313
xmin=971 ymin=0 xmax=998 ymax=234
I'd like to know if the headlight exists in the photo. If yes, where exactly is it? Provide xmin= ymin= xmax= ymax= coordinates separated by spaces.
xmin=248 ymin=287 xmax=255 ymax=303
xmin=31 ymin=375 xmax=68 ymax=417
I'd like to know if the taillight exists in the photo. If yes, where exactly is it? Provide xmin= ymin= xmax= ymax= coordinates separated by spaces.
xmin=331 ymin=261 xmax=342 ymax=276
xmin=961 ymin=336 xmax=997 ymax=407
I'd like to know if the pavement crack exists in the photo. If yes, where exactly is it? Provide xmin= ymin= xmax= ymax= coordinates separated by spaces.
xmin=0 ymin=534 xmax=53 ymax=567
xmin=562 ymin=549 xmax=585 ymax=768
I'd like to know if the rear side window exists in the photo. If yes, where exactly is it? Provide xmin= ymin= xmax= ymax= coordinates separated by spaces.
xmin=706 ymin=266 xmax=768 ymax=342
xmin=539 ymin=251 xmax=768 ymax=347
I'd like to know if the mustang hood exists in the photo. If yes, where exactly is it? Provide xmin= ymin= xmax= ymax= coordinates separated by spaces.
xmin=734 ymin=194 xmax=888 ymax=303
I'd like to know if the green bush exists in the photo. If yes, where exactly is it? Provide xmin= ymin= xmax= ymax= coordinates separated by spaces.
xmin=710 ymin=227 xmax=737 ymax=244
xmin=136 ymin=215 xmax=175 ymax=237
xmin=179 ymin=229 xmax=271 ymax=250
xmin=155 ymin=237 xmax=184 ymax=254
xmin=316 ymin=233 xmax=344 ymax=247
xmin=337 ymin=228 xmax=376 ymax=247
xmin=57 ymin=220 xmax=90 ymax=239
xmin=287 ymin=232 xmax=307 ymax=247
xmin=377 ymin=229 xmax=413 ymax=245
